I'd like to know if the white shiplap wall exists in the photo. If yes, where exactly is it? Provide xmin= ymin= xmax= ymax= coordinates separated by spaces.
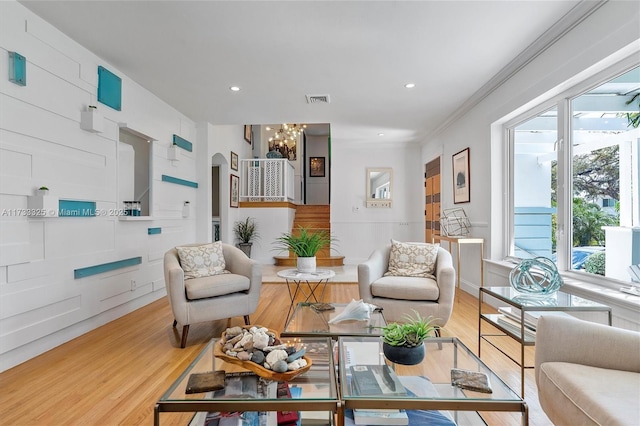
xmin=0 ymin=2 xmax=199 ymax=371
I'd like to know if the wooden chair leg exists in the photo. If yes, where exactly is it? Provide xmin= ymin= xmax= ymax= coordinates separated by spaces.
xmin=244 ymin=315 xmax=251 ymax=325
xmin=172 ymin=319 xmax=177 ymax=328
xmin=180 ymin=325 xmax=190 ymax=348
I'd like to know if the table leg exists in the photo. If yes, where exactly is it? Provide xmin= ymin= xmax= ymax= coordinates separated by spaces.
xmin=284 ymin=279 xmax=303 ymax=326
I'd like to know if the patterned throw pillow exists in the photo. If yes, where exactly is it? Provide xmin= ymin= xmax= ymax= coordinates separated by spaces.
xmin=176 ymin=242 xmax=229 ymax=279
xmin=384 ymin=239 xmax=439 ymax=278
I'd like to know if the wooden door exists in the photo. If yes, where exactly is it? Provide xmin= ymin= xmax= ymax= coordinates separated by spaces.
xmin=425 ymin=158 xmax=441 ymax=243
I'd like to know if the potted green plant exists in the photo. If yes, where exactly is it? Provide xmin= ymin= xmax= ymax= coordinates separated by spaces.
xmin=233 ymin=217 xmax=259 ymax=257
xmin=380 ymin=310 xmax=437 ymax=365
xmin=273 ymin=226 xmax=333 ymax=273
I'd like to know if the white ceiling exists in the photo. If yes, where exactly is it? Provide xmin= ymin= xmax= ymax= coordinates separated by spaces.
xmin=19 ymin=0 xmax=591 ymax=145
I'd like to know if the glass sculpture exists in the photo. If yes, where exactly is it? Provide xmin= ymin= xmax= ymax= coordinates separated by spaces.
xmin=509 ymin=257 xmax=563 ymax=296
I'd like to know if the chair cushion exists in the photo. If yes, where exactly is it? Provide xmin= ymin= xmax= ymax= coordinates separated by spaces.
xmin=538 ymin=362 xmax=640 ymax=426
xmin=371 ymin=275 xmax=440 ymax=301
xmin=384 ymin=240 xmax=439 ymax=278
xmin=185 ymin=273 xmax=251 ymax=300
xmin=176 ymin=242 xmax=230 ymax=279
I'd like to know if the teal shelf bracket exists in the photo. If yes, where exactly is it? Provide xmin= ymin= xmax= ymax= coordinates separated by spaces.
xmin=58 ymin=200 xmax=96 ymax=217
xmin=172 ymin=135 xmax=193 ymax=152
xmin=161 ymin=175 xmax=198 ymax=188
xmin=74 ymin=257 xmax=142 ymax=279
xmin=9 ymin=51 xmax=26 ymax=86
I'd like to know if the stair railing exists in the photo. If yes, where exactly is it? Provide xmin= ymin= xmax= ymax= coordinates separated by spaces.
xmin=239 ymin=159 xmax=295 ymax=202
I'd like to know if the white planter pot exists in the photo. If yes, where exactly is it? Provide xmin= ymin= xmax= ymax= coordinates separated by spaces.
xmin=297 ymin=256 xmax=317 ymax=273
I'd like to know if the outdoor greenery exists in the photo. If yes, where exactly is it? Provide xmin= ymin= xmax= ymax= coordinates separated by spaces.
xmin=572 ymin=198 xmax=618 ymax=246
xmin=584 ymin=251 xmax=606 ymax=275
xmin=549 ymin=145 xmax=620 ymax=251
xmin=233 ymin=217 xmax=259 ymax=244
xmin=273 ymin=226 xmax=333 ymax=257
xmin=624 ymin=92 xmax=640 ymax=128
xmin=380 ymin=310 xmax=437 ymax=348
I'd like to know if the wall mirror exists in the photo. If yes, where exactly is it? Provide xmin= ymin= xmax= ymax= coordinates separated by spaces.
xmin=366 ymin=167 xmax=393 ymax=208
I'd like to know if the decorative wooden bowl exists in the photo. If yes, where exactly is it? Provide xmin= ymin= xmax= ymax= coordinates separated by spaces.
xmin=214 ymin=327 xmax=312 ymax=382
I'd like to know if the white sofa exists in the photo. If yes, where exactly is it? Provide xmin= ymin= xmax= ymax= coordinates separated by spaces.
xmin=535 ymin=315 xmax=640 ymax=425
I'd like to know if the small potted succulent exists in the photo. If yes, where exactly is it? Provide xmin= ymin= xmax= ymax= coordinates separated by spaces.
xmin=37 ymin=186 xmax=50 ymax=196
xmin=233 ymin=217 xmax=259 ymax=258
xmin=380 ymin=310 xmax=437 ymax=365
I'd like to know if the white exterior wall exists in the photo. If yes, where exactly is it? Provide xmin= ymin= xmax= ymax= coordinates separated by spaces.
xmin=422 ymin=1 xmax=640 ymax=294
xmin=0 ymin=2 xmax=201 ymax=371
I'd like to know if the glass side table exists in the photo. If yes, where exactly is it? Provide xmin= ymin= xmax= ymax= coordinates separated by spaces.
xmin=479 ymin=286 xmax=612 ymax=397
xmin=277 ymin=269 xmax=336 ymax=326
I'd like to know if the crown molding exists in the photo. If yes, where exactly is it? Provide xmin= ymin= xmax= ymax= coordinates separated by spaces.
xmin=425 ymin=0 xmax=608 ymax=143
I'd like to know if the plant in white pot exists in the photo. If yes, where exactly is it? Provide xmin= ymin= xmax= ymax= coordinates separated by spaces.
xmin=233 ymin=217 xmax=259 ymax=258
xmin=274 ymin=226 xmax=333 ymax=273
xmin=380 ymin=310 xmax=437 ymax=365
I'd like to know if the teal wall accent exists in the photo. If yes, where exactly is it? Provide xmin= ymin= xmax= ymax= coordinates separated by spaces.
xmin=58 ymin=200 xmax=96 ymax=217
xmin=8 ymin=51 xmax=26 ymax=86
xmin=97 ymin=66 xmax=122 ymax=111
xmin=74 ymin=257 xmax=142 ymax=279
xmin=161 ymin=175 xmax=198 ymax=188
xmin=148 ymin=227 xmax=161 ymax=235
xmin=172 ymin=134 xmax=193 ymax=152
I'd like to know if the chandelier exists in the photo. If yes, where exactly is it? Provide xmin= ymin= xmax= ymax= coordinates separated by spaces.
xmin=267 ymin=124 xmax=306 ymax=160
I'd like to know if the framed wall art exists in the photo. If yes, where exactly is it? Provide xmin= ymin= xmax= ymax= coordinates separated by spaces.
xmin=452 ymin=148 xmax=470 ymax=204
xmin=231 ymin=151 xmax=238 ymax=171
xmin=309 ymin=157 xmax=325 ymax=177
xmin=244 ymin=125 xmax=252 ymax=144
xmin=230 ymin=174 xmax=239 ymax=208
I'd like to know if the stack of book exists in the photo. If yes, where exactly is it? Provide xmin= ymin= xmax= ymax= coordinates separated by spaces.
xmin=351 ymin=409 xmax=408 ymax=425
xmin=349 ymin=365 xmax=407 ymax=397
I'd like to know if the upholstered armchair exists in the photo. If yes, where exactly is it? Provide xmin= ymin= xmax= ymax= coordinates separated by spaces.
xmin=535 ymin=315 xmax=640 ymax=425
xmin=163 ymin=242 xmax=262 ymax=348
xmin=358 ymin=241 xmax=456 ymax=334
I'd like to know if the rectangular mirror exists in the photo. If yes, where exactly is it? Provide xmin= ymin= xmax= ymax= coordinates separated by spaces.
xmin=366 ymin=167 xmax=392 ymax=208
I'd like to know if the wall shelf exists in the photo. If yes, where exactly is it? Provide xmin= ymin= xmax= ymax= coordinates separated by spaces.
xmin=27 ymin=194 xmax=59 ymax=217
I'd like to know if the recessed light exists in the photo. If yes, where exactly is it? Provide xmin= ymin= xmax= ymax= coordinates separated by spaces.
xmin=229 ymin=86 xmax=241 ymax=92
xmin=404 ymin=83 xmax=416 ymax=89
xmin=378 ymin=133 xmax=385 ymax=137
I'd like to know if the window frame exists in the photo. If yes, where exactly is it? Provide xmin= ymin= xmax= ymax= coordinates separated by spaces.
xmin=503 ymin=56 xmax=639 ymax=290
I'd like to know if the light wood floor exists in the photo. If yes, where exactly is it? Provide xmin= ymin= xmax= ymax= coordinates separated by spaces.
xmin=0 ymin=284 xmax=552 ymax=426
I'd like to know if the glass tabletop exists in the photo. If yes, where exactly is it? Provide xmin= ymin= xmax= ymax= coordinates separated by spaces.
xmin=339 ymin=336 xmax=522 ymax=403
xmin=482 ymin=286 xmax=610 ymax=310
xmin=158 ymin=336 xmax=337 ymax=404
xmin=282 ymin=302 xmax=387 ymax=338
xmin=277 ymin=268 xmax=336 ymax=280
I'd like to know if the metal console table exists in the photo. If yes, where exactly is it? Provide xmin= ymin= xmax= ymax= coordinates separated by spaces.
xmin=478 ymin=286 xmax=612 ymax=397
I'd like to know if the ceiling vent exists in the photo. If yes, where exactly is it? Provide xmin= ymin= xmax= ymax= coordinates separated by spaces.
xmin=306 ymin=94 xmax=331 ymax=104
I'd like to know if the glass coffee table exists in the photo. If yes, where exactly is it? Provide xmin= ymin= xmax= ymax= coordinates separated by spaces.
xmin=339 ymin=336 xmax=529 ymax=425
xmin=282 ymin=302 xmax=387 ymax=338
xmin=154 ymin=336 xmax=337 ymax=425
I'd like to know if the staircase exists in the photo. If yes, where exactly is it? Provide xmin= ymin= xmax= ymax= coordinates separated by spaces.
xmin=274 ymin=204 xmax=345 ymax=267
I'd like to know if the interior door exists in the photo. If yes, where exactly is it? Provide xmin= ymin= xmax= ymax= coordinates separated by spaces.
xmin=425 ymin=157 xmax=441 ymax=243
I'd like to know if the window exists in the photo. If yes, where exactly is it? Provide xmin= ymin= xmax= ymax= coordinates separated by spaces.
xmin=508 ymin=64 xmax=639 ymax=286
